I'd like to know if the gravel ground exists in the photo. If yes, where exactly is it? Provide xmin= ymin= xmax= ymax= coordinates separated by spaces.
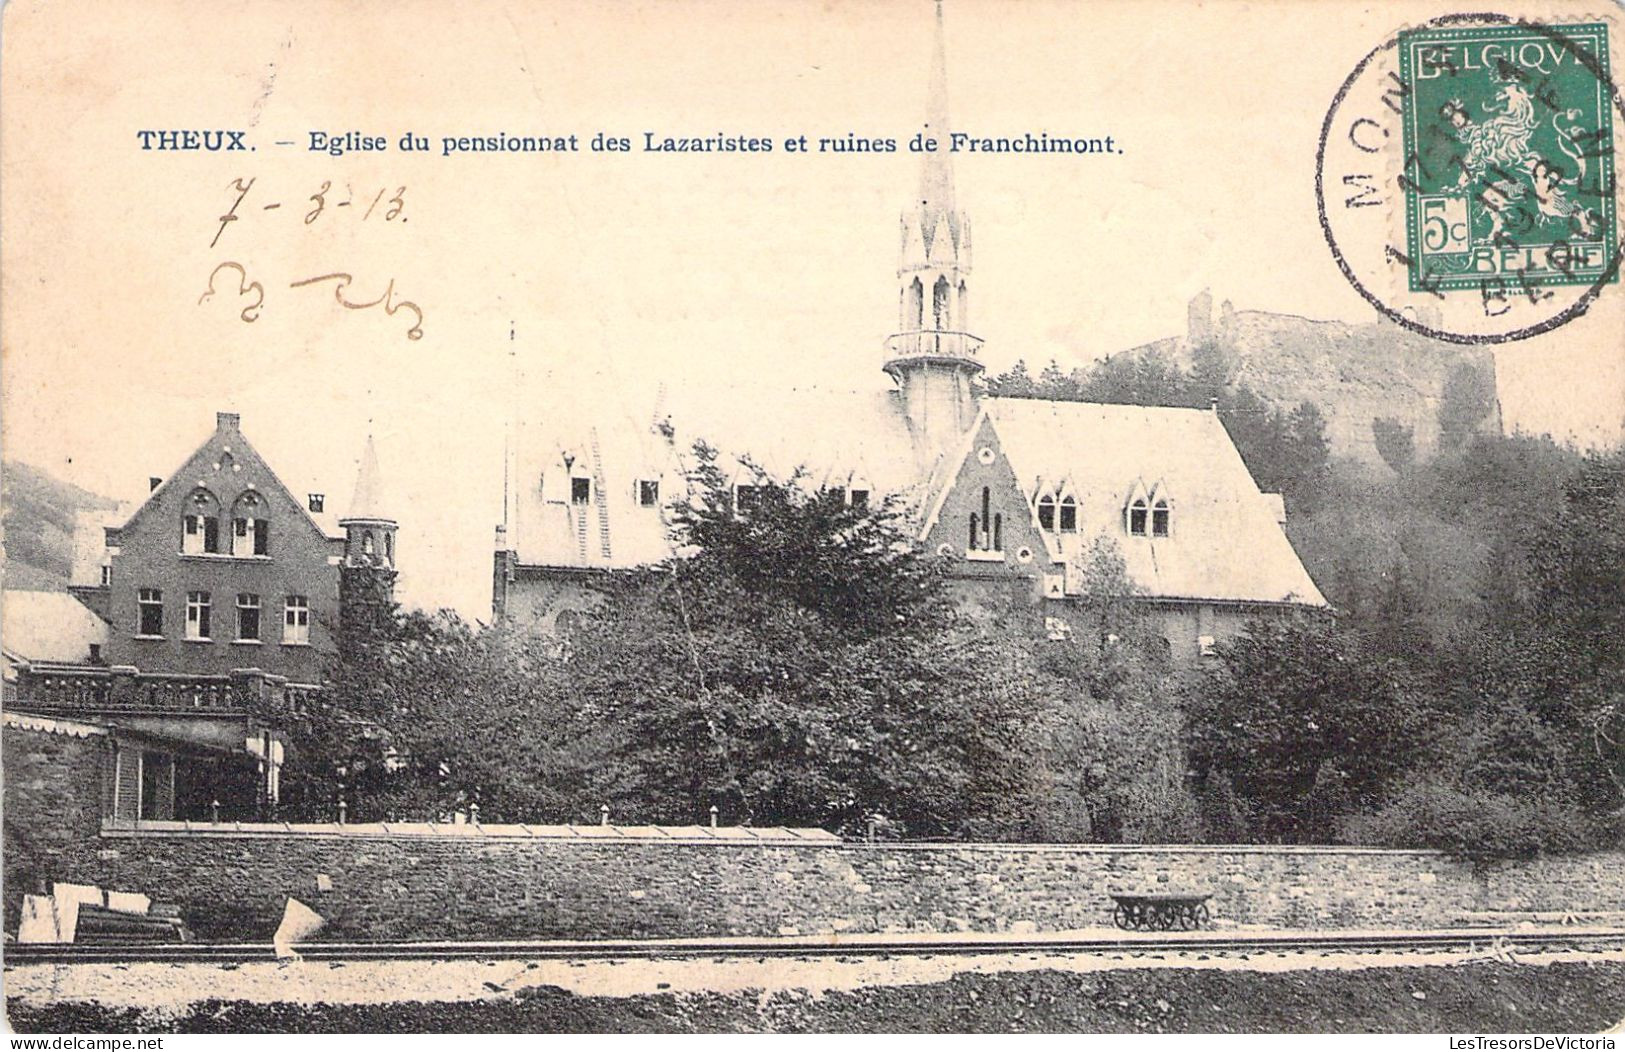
xmin=7 ymin=955 xmax=1625 ymax=1033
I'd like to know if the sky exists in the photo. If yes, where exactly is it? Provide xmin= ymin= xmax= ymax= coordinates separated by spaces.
xmin=3 ymin=0 xmax=1621 ymax=620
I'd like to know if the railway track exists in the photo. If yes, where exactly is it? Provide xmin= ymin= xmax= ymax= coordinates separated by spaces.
xmin=7 ymin=927 xmax=1624 ymax=966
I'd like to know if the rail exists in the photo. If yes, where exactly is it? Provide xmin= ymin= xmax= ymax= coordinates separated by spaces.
xmin=7 ymin=927 xmax=1624 ymax=965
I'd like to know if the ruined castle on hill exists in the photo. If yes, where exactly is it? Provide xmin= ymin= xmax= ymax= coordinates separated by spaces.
xmin=1119 ymin=292 xmax=1502 ymax=465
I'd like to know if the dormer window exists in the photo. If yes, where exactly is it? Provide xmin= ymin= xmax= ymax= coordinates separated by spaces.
xmin=1059 ymin=495 xmax=1078 ymax=532
xmin=1152 ymin=498 xmax=1171 ymax=538
xmin=638 ymin=480 xmax=660 ymax=507
xmin=570 ymin=477 xmax=591 ymax=504
xmin=1128 ymin=497 xmax=1148 ymax=536
xmin=1037 ymin=494 xmax=1056 ymax=532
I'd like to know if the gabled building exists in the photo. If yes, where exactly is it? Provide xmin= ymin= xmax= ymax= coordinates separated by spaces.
xmin=492 ymin=2 xmax=1325 ymax=656
xmin=8 ymin=411 xmax=396 ymax=822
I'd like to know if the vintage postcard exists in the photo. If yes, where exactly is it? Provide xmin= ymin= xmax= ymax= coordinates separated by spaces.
xmin=2 ymin=0 xmax=1622 ymax=1039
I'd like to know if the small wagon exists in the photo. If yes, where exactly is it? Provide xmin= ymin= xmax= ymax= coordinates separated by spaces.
xmin=1110 ymin=893 xmax=1212 ymax=931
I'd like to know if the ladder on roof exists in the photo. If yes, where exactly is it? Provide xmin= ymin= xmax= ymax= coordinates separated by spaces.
xmin=589 ymin=428 xmax=612 ymax=560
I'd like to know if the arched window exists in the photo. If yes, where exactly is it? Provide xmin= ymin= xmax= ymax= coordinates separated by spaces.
xmin=993 ymin=513 xmax=1003 ymax=552
xmin=181 ymin=488 xmax=221 ymax=555
xmin=957 ymin=280 xmax=969 ymax=329
xmin=385 ymin=533 xmax=394 ymax=563
xmin=230 ymin=491 xmax=270 ymax=556
xmin=1037 ymin=493 xmax=1056 ymax=531
xmin=969 ymin=513 xmax=979 ymax=549
xmin=1059 ymin=495 xmax=1078 ymax=532
xmin=981 ymin=487 xmax=991 ymax=549
xmin=932 ymin=276 xmax=951 ymax=331
xmin=363 ymin=530 xmax=375 ymax=555
xmin=908 ymin=277 xmax=924 ymax=330
xmin=1128 ymin=497 xmax=1148 ymax=536
xmin=1152 ymin=497 xmax=1171 ymax=537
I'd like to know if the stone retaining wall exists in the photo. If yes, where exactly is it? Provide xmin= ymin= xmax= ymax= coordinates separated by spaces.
xmin=7 ymin=720 xmax=1623 ymax=941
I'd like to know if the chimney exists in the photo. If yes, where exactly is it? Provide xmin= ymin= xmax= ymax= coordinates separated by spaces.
xmin=216 ymin=411 xmax=241 ymax=431
xmin=148 ymin=476 xmax=162 ymax=491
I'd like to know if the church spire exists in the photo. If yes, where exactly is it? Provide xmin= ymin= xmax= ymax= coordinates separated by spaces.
xmin=885 ymin=0 xmax=982 ymax=458
xmin=339 ymin=433 xmax=398 ymax=575
xmin=345 ymin=434 xmax=390 ymax=524
xmin=918 ymin=0 xmax=956 ymax=223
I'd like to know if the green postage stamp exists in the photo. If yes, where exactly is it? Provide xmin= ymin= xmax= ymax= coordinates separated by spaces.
xmin=1399 ymin=21 xmax=1617 ymax=293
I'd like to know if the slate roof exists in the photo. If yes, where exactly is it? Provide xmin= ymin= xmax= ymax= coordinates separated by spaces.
xmin=980 ymin=399 xmax=1326 ymax=606
xmin=510 ymin=382 xmax=949 ymax=570
xmin=510 ymin=385 xmax=1325 ymax=609
xmin=1 ymin=589 xmax=110 ymax=665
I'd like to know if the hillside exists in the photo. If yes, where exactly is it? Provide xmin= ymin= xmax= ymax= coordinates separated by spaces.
xmin=1 ymin=461 xmax=118 ymax=590
xmin=1118 ymin=292 xmax=1500 ymax=465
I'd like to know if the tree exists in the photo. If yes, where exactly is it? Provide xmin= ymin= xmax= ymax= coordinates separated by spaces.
xmin=1184 ymin=616 xmax=1437 ymax=842
xmin=1371 ymin=416 xmax=1415 ymax=474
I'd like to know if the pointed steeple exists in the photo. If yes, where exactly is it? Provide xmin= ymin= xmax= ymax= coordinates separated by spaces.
xmin=345 ymin=434 xmax=392 ymax=524
xmin=918 ymin=0 xmax=957 ymax=246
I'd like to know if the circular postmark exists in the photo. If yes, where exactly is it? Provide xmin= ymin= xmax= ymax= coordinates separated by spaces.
xmin=1317 ymin=13 xmax=1621 ymax=343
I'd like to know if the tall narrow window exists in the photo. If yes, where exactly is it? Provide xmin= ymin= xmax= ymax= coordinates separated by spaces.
xmin=1059 ymin=495 xmax=1078 ymax=532
xmin=933 ymin=276 xmax=951 ymax=330
xmin=1037 ymin=494 xmax=1056 ymax=531
xmin=283 ymin=596 xmax=310 ymax=644
xmin=185 ymin=591 xmax=212 ymax=641
xmin=236 ymin=593 xmax=261 ymax=642
xmin=908 ymin=277 xmax=924 ymax=330
xmin=1128 ymin=498 xmax=1148 ymax=536
xmin=137 ymin=588 xmax=163 ymax=637
xmin=638 ymin=480 xmax=660 ymax=507
xmin=570 ymin=477 xmax=591 ymax=504
xmin=182 ymin=514 xmax=204 ymax=554
xmin=958 ymin=280 xmax=969 ymax=328
xmin=981 ymin=487 xmax=991 ymax=549
xmin=969 ymin=513 xmax=979 ymax=549
xmin=232 ymin=516 xmax=269 ymax=556
xmin=1152 ymin=498 xmax=1171 ymax=538
xmin=993 ymin=513 xmax=1003 ymax=552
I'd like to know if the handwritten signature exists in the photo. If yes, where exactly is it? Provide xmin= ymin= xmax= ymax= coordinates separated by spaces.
xmin=198 ymin=262 xmax=422 ymax=340
xmin=289 ymin=272 xmax=423 ymax=340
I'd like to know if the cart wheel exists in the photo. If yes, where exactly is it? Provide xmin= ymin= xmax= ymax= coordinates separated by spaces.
xmin=1193 ymin=903 xmax=1211 ymax=929
xmin=1113 ymin=903 xmax=1132 ymax=930
xmin=1178 ymin=903 xmax=1200 ymax=931
xmin=1155 ymin=904 xmax=1177 ymax=930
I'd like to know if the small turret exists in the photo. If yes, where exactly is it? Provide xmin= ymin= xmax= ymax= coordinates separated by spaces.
xmin=337 ymin=435 xmax=398 ymax=635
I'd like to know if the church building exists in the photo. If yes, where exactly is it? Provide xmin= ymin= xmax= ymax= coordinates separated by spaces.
xmin=492 ymin=3 xmax=1325 ymax=661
